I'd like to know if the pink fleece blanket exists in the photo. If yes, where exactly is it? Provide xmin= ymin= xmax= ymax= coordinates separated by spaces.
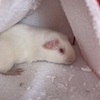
xmin=60 ymin=0 xmax=100 ymax=77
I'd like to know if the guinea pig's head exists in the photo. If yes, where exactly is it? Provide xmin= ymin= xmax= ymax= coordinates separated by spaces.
xmin=40 ymin=36 xmax=76 ymax=64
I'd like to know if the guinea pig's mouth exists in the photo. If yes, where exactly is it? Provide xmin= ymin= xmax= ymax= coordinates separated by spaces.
xmin=65 ymin=61 xmax=75 ymax=65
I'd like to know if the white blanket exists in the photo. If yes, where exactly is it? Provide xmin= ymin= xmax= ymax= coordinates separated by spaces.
xmin=0 ymin=0 xmax=42 ymax=32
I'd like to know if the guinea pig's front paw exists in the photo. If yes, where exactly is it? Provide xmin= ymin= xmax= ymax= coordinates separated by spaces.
xmin=2 ymin=68 xmax=24 ymax=75
xmin=13 ymin=68 xmax=24 ymax=75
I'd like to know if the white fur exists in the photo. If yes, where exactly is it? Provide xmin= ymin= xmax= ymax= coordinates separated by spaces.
xmin=0 ymin=24 xmax=76 ymax=73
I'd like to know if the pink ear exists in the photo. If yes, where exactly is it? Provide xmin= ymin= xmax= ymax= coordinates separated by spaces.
xmin=43 ymin=39 xmax=59 ymax=49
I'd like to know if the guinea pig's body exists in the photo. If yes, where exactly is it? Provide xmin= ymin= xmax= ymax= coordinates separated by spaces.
xmin=0 ymin=24 xmax=76 ymax=75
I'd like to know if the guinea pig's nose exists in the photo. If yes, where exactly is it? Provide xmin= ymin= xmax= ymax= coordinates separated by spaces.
xmin=67 ymin=56 xmax=76 ymax=64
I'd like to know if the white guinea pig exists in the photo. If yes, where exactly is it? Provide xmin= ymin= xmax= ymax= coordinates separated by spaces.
xmin=0 ymin=24 xmax=76 ymax=75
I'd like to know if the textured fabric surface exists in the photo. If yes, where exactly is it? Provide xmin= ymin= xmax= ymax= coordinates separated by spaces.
xmin=0 ymin=0 xmax=42 ymax=32
xmin=20 ymin=0 xmax=74 ymax=41
xmin=0 ymin=47 xmax=100 ymax=100
xmin=60 ymin=0 xmax=100 ymax=77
